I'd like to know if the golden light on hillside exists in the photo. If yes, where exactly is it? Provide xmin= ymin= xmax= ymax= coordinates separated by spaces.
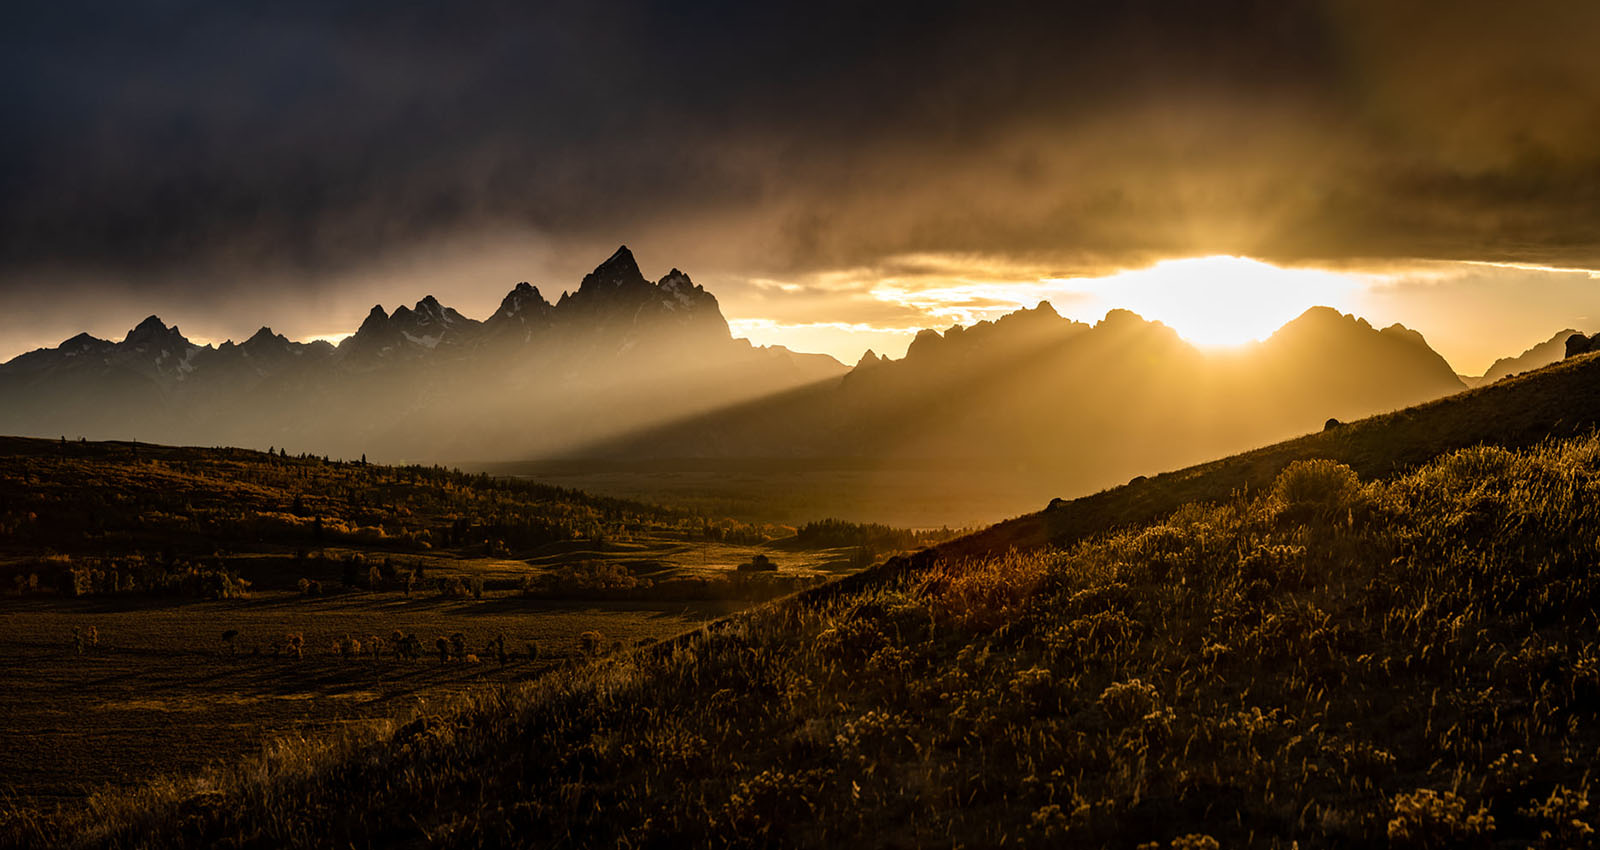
xmin=1058 ymin=256 xmax=1368 ymax=347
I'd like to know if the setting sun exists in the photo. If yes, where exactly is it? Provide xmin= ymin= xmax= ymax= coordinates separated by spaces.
xmin=1062 ymin=256 xmax=1367 ymax=347
xmin=857 ymin=254 xmax=1374 ymax=356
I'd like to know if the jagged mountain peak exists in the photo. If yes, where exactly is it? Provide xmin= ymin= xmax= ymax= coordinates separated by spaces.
xmin=1096 ymin=308 xmax=1154 ymax=329
xmin=855 ymin=349 xmax=888 ymax=369
xmin=1284 ymin=305 xmax=1374 ymax=333
xmin=63 ymin=332 xmax=110 ymax=350
xmin=125 ymin=314 xmax=183 ymax=345
xmin=497 ymin=282 xmax=551 ymax=316
xmin=580 ymin=245 xmax=648 ymax=292
xmin=1019 ymin=301 xmax=1061 ymax=319
xmin=1380 ymin=322 xmax=1430 ymax=349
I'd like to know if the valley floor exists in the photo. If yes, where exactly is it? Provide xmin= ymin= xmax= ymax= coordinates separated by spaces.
xmin=0 ymin=592 xmax=737 ymax=805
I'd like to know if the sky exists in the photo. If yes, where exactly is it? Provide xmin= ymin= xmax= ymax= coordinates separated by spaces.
xmin=2 ymin=0 xmax=1598 ymax=375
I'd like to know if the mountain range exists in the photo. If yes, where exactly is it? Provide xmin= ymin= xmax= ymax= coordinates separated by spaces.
xmin=0 ymin=247 xmax=844 ymax=460
xmin=576 ymin=301 xmax=1471 ymax=503
xmin=0 ymin=247 xmax=1563 ymax=496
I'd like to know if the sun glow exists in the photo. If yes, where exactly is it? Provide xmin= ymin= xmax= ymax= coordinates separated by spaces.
xmin=855 ymin=254 xmax=1377 ymax=352
xmin=1064 ymin=256 xmax=1370 ymax=347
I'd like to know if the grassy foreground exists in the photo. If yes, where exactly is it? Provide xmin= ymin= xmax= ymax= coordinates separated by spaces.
xmin=13 ymin=429 xmax=1600 ymax=848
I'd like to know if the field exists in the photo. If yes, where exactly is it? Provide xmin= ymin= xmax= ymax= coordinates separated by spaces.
xmin=0 ymin=592 xmax=733 ymax=805
xmin=475 ymin=456 xmax=1048 ymax=529
xmin=0 ymin=437 xmax=951 ymax=819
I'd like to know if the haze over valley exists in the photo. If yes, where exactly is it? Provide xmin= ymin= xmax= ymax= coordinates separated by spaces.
xmin=6 ymin=1 xmax=1600 ymax=847
xmin=3 ymin=245 xmax=1577 ymax=526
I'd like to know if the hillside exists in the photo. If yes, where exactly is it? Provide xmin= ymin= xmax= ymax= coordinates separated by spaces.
xmin=0 ymin=436 xmax=684 ymax=565
xmin=937 ymin=346 xmax=1600 ymax=564
xmin=12 ymin=351 xmax=1600 ymax=847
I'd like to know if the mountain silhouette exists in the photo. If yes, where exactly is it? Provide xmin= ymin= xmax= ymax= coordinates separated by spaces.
xmin=1461 ymin=329 xmax=1581 ymax=387
xmin=0 ymin=247 xmax=845 ymax=459
xmin=2 ymin=251 xmax=1472 ymax=481
xmin=578 ymin=304 xmax=1467 ymax=507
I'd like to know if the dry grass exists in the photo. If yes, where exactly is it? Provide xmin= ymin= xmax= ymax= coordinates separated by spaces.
xmin=15 ymin=431 xmax=1600 ymax=847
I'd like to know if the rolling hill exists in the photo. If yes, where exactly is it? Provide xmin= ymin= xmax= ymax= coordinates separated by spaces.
xmin=14 ymin=348 xmax=1600 ymax=848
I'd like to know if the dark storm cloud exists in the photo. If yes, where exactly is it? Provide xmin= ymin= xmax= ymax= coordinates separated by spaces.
xmin=2 ymin=0 xmax=1598 ymax=301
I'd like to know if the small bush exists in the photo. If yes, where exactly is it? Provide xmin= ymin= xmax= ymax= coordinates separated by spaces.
xmin=1518 ymin=785 xmax=1595 ymax=849
xmin=1098 ymin=679 xmax=1160 ymax=724
xmin=1387 ymin=789 xmax=1494 ymax=848
xmin=1272 ymin=459 xmax=1363 ymax=520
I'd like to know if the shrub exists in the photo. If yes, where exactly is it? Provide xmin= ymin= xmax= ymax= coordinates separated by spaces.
xmin=1387 ymin=789 xmax=1494 ymax=848
xmin=1518 ymin=785 xmax=1595 ymax=849
xmin=1272 ymin=459 xmax=1363 ymax=520
xmin=1098 ymin=679 xmax=1161 ymax=724
xmin=523 ymin=562 xmax=644 ymax=597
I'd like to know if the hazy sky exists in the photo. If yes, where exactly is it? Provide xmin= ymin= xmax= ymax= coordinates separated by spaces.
xmin=3 ymin=0 xmax=1598 ymax=374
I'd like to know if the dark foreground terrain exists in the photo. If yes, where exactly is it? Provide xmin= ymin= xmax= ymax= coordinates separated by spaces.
xmin=10 ymin=353 xmax=1600 ymax=847
xmin=0 ymin=438 xmax=946 ymax=821
xmin=0 ymin=593 xmax=731 ymax=805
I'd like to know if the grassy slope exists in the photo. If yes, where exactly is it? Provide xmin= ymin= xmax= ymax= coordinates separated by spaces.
xmin=13 ymin=355 xmax=1600 ymax=847
xmin=0 ymin=437 xmax=685 ymax=563
xmin=946 ymin=349 xmax=1600 ymax=559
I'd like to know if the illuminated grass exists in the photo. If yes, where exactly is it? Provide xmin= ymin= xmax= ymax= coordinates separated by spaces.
xmin=16 ymin=433 xmax=1600 ymax=847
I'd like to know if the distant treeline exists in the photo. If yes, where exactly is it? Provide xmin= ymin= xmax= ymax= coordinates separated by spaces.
xmin=4 ymin=553 xmax=251 ymax=600
xmin=518 ymin=560 xmax=823 ymax=602
xmin=793 ymin=518 xmax=958 ymax=552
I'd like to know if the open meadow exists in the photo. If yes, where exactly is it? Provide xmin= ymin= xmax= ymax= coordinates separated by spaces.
xmin=0 ymin=591 xmax=733 ymax=805
xmin=0 ymin=438 xmax=951 ymax=816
